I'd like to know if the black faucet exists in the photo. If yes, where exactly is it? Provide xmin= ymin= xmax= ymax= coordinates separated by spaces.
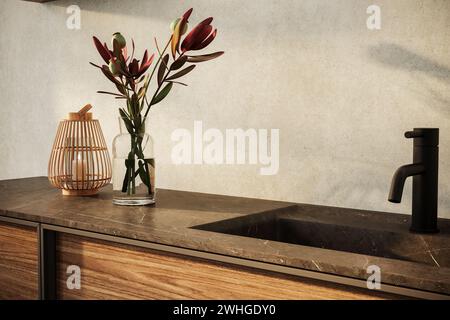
xmin=388 ymin=128 xmax=439 ymax=233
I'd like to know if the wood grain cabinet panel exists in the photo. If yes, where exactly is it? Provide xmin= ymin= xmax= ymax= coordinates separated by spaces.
xmin=0 ymin=222 xmax=39 ymax=300
xmin=56 ymin=233 xmax=397 ymax=300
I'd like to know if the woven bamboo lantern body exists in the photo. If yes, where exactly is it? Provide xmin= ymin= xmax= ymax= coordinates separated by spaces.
xmin=48 ymin=105 xmax=112 ymax=196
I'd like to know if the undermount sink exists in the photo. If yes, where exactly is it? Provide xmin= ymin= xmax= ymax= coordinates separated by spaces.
xmin=193 ymin=206 xmax=450 ymax=268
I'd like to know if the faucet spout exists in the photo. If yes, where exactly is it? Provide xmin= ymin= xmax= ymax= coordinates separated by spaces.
xmin=388 ymin=164 xmax=425 ymax=203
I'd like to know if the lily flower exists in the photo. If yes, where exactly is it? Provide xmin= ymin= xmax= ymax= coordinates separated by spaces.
xmin=127 ymin=50 xmax=154 ymax=78
xmin=181 ymin=17 xmax=216 ymax=52
xmin=138 ymin=50 xmax=155 ymax=76
xmin=170 ymin=8 xmax=224 ymax=63
xmin=93 ymin=35 xmax=154 ymax=80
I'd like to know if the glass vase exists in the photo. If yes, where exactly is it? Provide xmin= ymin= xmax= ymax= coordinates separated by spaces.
xmin=112 ymin=117 xmax=155 ymax=205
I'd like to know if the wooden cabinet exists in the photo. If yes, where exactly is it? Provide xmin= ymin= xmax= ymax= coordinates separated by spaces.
xmin=0 ymin=221 xmax=39 ymax=300
xmin=0 ymin=221 xmax=406 ymax=300
xmin=55 ymin=233 xmax=396 ymax=300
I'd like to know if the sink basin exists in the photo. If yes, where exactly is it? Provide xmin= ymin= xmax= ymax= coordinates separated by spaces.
xmin=193 ymin=206 xmax=450 ymax=268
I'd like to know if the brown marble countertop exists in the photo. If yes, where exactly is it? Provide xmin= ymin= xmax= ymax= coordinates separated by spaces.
xmin=1 ymin=177 xmax=450 ymax=296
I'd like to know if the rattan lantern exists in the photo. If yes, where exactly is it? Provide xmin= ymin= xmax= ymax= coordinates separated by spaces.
xmin=48 ymin=104 xmax=112 ymax=196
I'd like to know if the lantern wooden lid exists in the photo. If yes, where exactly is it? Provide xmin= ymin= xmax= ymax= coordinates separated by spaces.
xmin=67 ymin=104 xmax=93 ymax=120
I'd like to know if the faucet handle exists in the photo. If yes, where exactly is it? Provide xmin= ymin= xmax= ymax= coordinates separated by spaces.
xmin=404 ymin=128 xmax=439 ymax=146
xmin=405 ymin=131 xmax=422 ymax=139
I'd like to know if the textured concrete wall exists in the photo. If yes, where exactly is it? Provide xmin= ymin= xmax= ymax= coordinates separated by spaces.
xmin=1 ymin=0 xmax=450 ymax=217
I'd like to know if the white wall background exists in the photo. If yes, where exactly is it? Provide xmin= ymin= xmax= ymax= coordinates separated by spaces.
xmin=1 ymin=0 xmax=449 ymax=217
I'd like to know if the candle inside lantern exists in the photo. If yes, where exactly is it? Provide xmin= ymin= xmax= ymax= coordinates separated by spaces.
xmin=72 ymin=153 xmax=87 ymax=182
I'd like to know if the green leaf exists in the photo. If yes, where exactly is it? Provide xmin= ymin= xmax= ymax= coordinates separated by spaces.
xmin=158 ymin=54 xmax=169 ymax=86
xmin=151 ymin=82 xmax=173 ymax=106
xmin=167 ymin=80 xmax=188 ymax=86
xmin=121 ymin=162 xmax=129 ymax=192
xmin=166 ymin=65 xmax=195 ymax=81
xmin=115 ymin=83 xmax=127 ymax=95
xmin=138 ymin=160 xmax=150 ymax=188
xmin=131 ymin=93 xmax=140 ymax=117
xmin=138 ymin=159 xmax=152 ymax=195
xmin=144 ymin=160 xmax=152 ymax=195
xmin=101 ymin=65 xmax=122 ymax=86
xmin=139 ymin=75 xmax=150 ymax=111
xmin=97 ymin=90 xmax=125 ymax=97
xmin=119 ymin=108 xmax=134 ymax=133
xmin=126 ymin=98 xmax=132 ymax=117
xmin=138 ymin=86 xmax=145 ymax=99
xmin=170 ymin=55 xmax=188 ymax=71
xmin=119 ymin=107 xmax=130 ymax=118
xmin=143 ymin=74 xmax=150 ymax=92
xmin=89 ymin=62 xmax=102 ymax=69
xmin=187 ymin=51 xmax=224 ymax=63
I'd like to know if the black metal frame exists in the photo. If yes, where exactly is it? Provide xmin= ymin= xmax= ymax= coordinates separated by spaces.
xmin=39 ymin=228 xmax=56 ymax=299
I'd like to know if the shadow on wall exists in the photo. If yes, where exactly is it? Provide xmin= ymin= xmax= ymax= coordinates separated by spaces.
xmin=368 ymin=42 xmax=450 ymax=117
xmin=316 ymin=44 xmax=450 ymax=213
xmin=38 ymin=0 xmax=368 ymax=35
xmin=368 ymin=43 xmax=450 ymax=83
xmin=41 ymin=0 xmax=175 ymax=20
